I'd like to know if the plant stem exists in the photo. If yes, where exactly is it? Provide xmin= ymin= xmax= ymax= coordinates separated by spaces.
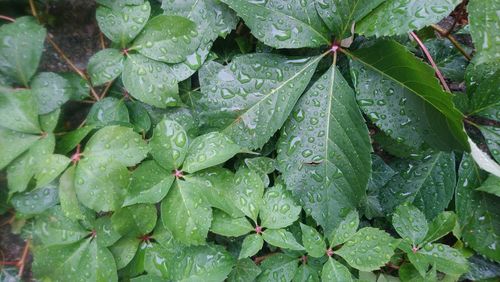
xmin=100 ymin=79 xmax=115 ymax=99
xmin=28 ymin=0 xmax=39 ymax=21
xmin=431 ymin=24 xmax=472 ymax=61
xmin=99 ymin=32 xmax=106 ymax=49
xmin=0 ymin=15 xmax=15 ymax=22
xmin=17 ymin=239 xmax=30 ymax=278
xmin=254 ymin=252 xmax=277 ymax=265
xmin=410 ymin=31 xmax=451 ymax=93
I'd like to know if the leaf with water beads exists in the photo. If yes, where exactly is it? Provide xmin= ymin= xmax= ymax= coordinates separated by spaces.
xmin=468 ymin=72 xmax=500 ymax=122
xmin=59 ymin=166 xmax=85 ymax=220
xmin=256 ymin=253 xmax=298 ymax=282
xmin=111 ymin=204 xmax=157 ymax=237
xmin=468 ymin=0 xmax=500 ymax=65
xmin=149 ymin=119 xmax=189 ymax=171
xmin=328 ymin=210 xmax=359 ymax=247
xmin=416 ymin=243 xmax=469 ymax=276
xmin=476 ymin=174 xmax=500 ymax=197
xmin=34 ymin=153 xmax=71 ymax=188
xmin=300 ymin=223 xmax=326 ymax=258
xmin=0 ymin=127 xmax=40 ymax=170
xmin=109 ymin=236 xmax=141 ymax=270
xmin=479 ymin=126 xmax=500 ymax=164
xmin=239 ymin=234 xmax=264 ymax=259
xmin=392 ymin=203 xmax=428 ymax=246
xmin=262 ymin=229 xmax=304 ymax=251
xmin=87 ymin=49 xmax=125 ymax=86
xmin=33 ymin=206 xmax=89 ymax=246
xmin=87 ymin=97 xmax=130 ymax=128
xmin=31 ymin=72 xmax=72 ymax=114
xmin=228 ymin=258 xmax=261 ymax=282
xmin=0 ymin=88 xmax=41 ymax=134
xmin=11 ymin=183 xmax=59 ymax=216
xmin=259 ymin=184 xmax=301 ymax=229
xmin=294 ymin=264 xmax=321 ymax=282
xmin=231 ymin=167 xmax=265 ymax=222
xmin=321 ymin=258 xmax=353 ymax=282
xmin=210 ymin=210 xmax=253 ymax=237
xmin=423 ymin=211 xmax=456 ymax=244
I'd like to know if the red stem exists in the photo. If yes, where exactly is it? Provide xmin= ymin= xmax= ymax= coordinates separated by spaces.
xmin=0 ymin=15 xmax=15 ymax=22
xmin=409 ymin=31 xmax=451 ymax=93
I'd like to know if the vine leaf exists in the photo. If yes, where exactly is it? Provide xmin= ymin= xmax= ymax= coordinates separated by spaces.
xmin=259 ymin=184 xmax=301 ymax=229
xmin=262 ymin=229 xmax=304 ymax=251
xmin=124 ymin=160 xmax=174 ymax=206
xmin=0 ymin=89 xmax=40 ymax=133
xmin=468 ymin=0 xmax=500 ymax=64
xmin=87 ymin=49 xmax=125 ymax=86
xmin=300 ymin=223 xmax=326 ymax=258
xmin=392 ymin=203 xmax=428 ymax=246
xmin=321 ymin=258 xmax=353 ymax=282
xmin=149 ymin=119 xmax=189 ymax=171
xmin=239 ymin=234 xmax=263 ymax=259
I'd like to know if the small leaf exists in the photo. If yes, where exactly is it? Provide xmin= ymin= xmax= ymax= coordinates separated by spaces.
xmin=183 ymin=132 xmax=241 ymax=173
xmin=418 ymin=243 xmax=468 ymax=276
xmin=468 ymin=0 xmax=500 ymax=64
xmin=423 ymin=211 xmax=456 ymax=244
xmin=39 ymin=108 xmax=60 ymax=132
xmin=392 ymin=203 xmax=428 ymax=246
xmin=59 ymin=166 xmax=85 ymax=220
xmin=87 ymin=97 xmax=130 ymax=128
xmin=0 ymin=16 xmax=46 ymax=86
xmin=228 ymin=258 xmax=261 ymax=282
xmin=210 ymin=210 xmax=253 ymax=237
xmin=231 ymin=167 xmax=264 ymax=222
xmin=133 ymin=15 xmax=202 ymax=64
xmin=94 ymin=216 xmax=121 ymax=247
xmin=12 ymin=184 xmax=59 ymax=215
xmin=221 ymin=0 xmax=330 ymax=48
xmin=111 ymin=204 xmax=157 ymax=236
xmin=244 ymin=156 xmax=275 ymax=187
xmin=149 ymin=119 xmax=189 ymax=171
xmin=31 ymin=72 xmax=72 ymax=114
xmin=87 ymin=49 xmax=125 ymax=86
xmin=294 ymin=264 xmax=320 ymax=282
xmin=239 ymin=234 xmax=263 ymax=259
xmin=300 ymin=223 xmax=326 ymax=258
xmin=328 ymin=210 xmax=360 ymax=247
xmin=321 ymin=258 xmax=352 ymax=282
xmin=0 ymin=89 xmax=40 ymax=133
xmin=34 ymin=153 xmax=71 ymax=188
xmin=33 ymin=206 xmax=88 ymax=246
xmin=262 ymin=229 xmax=304 ymax=251
xmin=124 ymin=160 xmax=174 ymax=206
xmin=476 ymin=175 xmax=500 ymax=197
xmin=479 ymin=126 xmax=500 ymax=163
xmin=336 ymin=227 xmax=396 ymax=271
xmin=55 ymin=125 xmax=95 ymax=154
xmin=260 ymin=184 xmax=301 ymax=229
xmin=257 ymin=253 xmax=298 ymax=282
xmin=127 ymin=101 xmax=151 ymax=133
xmin=96 ymin=2 xmax=150 ymax=47
xmin=0 ymin=127 xmax=39 ymax=170
xmin=109 ymin=236 xmax=141 ymax=269
xmin=122 ymin=54 xmax=179 ymax=108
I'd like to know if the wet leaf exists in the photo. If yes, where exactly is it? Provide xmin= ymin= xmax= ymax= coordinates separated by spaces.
xmin=124 ymin=160 xmax=174 ymax=206
xmin=149 ymin=119 xmax=189 ymax=170
xmin=228 ymin=258 xmax=261 ymax=282
xmin=260 ymin=184 xmax=301 ymax=229
xmin=468 ymin=0 xmax=500 ymax=64
xmin=423 ymin=211 xmax=456 ymax=244
xmin=300 ymin=223 xmax=326 ymax=258
xmin=257 ymin=253 xmax=298 ymax=282
xmin=11 ymin=184 xmax=59 ymax=215
xmin=210 ymin=210 xmax=253 ymax=237
xmin=31 ymin=72 xmax=72 ymax=114
xmin=111 ymin=204 xmax=157 ymax=236
xmin=262 ymin=228 xmax=304 ymax=251
xmin=328 ymin=210 xmax=359 ymax=247
xmin=392 ymin=203 xmax=428 ymax=246
xmin=87 ymin=49 xmax=125 ymax=86
xmin=0 ymin=127 xmax=39 ymax=170
xmin=476 ymin=174 xmax=500 ymax=197
xmin=87 ymin=97 xmax=130 ymax=128
xmin=321 ymin=258 xmax=352 ymax=282
xmin=479 ymin=125 xmax=500 ymax=163
xmin=239 ymin=234 xmax=263 ymax=259
xmin=0 ymin=88 xmax=40 ymax=133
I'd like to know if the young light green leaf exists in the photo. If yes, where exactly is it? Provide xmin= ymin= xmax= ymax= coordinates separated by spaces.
xmin=328 ymin=210 xmax=360 ymax=247
xmin=347 ymin=40 xmax=469 ymax=151
xmin=228 ymin=258 xmax=262 ymax=282
xmin=357 ymin=0 xmax=461 ymax=37
xmin=239 ymin=234 xmax=263 ymax=259
xmin=418 ymin=243 xmax=468 ymax=276
xmin=149 ymin=119 xmax=189 ymax=170
xmin=321 ymin=258 xmax=353 ymax=282
xmin=59 ymin=166 xmax=85 ymax=220
xmin=124 ymin=160 xmax=174 ymax=206
xmin=300 ymin=223 xmax=326 ymax=258
xmin=161 ymin=180 xmax=212 ymax=245
xmin=31 ymin=72 xmax=72 ymax=114
xmin=197 ymin=53 xmax=321 ymax=149
xmin=0 ymin=89 xmax=40 ymax=133
xmin=122 ymin=54 xmax=179 ymax=108
xmin=259 ymin=184 xmax=301 ymax=229
xmin=392 ymin=203 xmax=428 ymax=246
xmin=480 ymin=126 xmax=500 ymax=164
xmin=277 ymin=66 xmax=370 ymax=234
xmin=109 ymin=236 xmax=140 ymax=269
xmin=183 ymin=132 xmax=241 ymax=173
xmin=87 ymin=49 xmax=124 ymax=86
xmin=336 ymin=227 xmax=396 ymax=271
xmin=0 ymin=16 xmax=46 ymax=86
xmin=468 ymin=0 xmax=500 ymax=64
xmin=87 ymin=97 xmax=130 ymax=128
xmin=423 ymin=211 xmax=457 ymax=244
xmin=133 ymin=15 xmax=202 ymax=64
xmin=476 ymin=175 xmax=500 ymax=197
xmin=111 ymin=204 xmax=157 ymax=236
xmin=96 ymin=2 xmax=150 ymax=47
xmin=257 ymin=253 xmax=298 ymax=282
xmin=262 ymin=229 xmax=304 ymax=251
xmin=0 ymin=127 xmax=39 ymax=170
xmin=210 ymin=210 xmax=253 ymax=237
xmin=231 ymin=167 xmax=264 ymax=222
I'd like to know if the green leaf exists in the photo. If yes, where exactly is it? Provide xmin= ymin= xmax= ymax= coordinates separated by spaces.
xmin=0 ymin=89 xmax=40 ymax=133
xmin=0 ymin=16 xmax=46 ymax=86
xmin=97 ymin=0 xmax=144 ymax=10
xmin=293 ymin=264 xmax=320 ymax=282
xmin=96 ymin=2 xmax=150 ymax=47
xmin=55 ymin=125 xmax=95 ymax=154
xmin=239 ymin=234 xmax=263 ymax=259
xmin=423 ymin=211 xmax=456 ymax=244
xmin=257 ymin=253 xmax=298 ymax=282
xmin=469 ymin=73 xmax=500 ymax=122
xmin=392 ymin=203 xmax=428 ymax=246
xmin=260 ymin=184 xmax=301 ymax=229
xmin=11 ymin=184 xmax=58 ymax=215
xmin=124 ymin=160 xmax=174 ymax=206
xmin=122 ymin=54 xmax=179 ymax=108
xmin=62 ymin=72 xmax=90 ymax=101
xmin=347 ymin=40 xmax=469 ymax=151
xmin=0 ymin=127 xmax=39 ymax=170
xmin=228 ymin=258 xmax=262 ymax=282
xmin=59 ymin=166 xmax=85 ymax=220
xmin=221 ymin=0 xmax=329 ymax=48
xmin=34 ymin=153 xmax=71 ymax=188
xmin=417 ymin=243 xmax=468 ymax=276
xmin=468 ymin=0 xmax=500 ymax=64
xmin=161 ymin=179 xmax=212 ymax=245
xmin=94 ymin=216 xmax=121 ymax=247
xmin=31 ymin=72 xmax=72 ymax=114
xmin=380 ymin=151 xmax=456 ymax=219
xmin=336 ymin=227 xmax=396 ymax=271
xmin=133 ymin=15 xmax=202 ymax=64
xmin=365 ymin=155 xmax=396 ymax=219
xmin=421 ymin=38 xmax=468 ymax=82
xmin=210 ymin=210 xmax=253 ymax=237
xmin=315 ymin=0 xmax=385 ymax=39
xmin=109 ymin=236 xmax=140 ymax=269
xmin=277 ymin=66 xmax=370 ymax=234
xmin=321 ymin=258 xmax=353 ymax=282
xmin=87 ymin=49 xmax=124 ymax=86
xmin=87 ymin=97 xmax=130 ymax=128
xmin=262 ymin=229 xmax=304 ymax=251
xmin=183 ymin=132 xmax=241 ymax=173
xmin=111 ymin=204 xmax=157 ymax=236
xmin=126 ymin=102 xmax=151 ymax=133
xmin=197 ymin=53 xmax=321 ymax=149
xmin=33 ymin=206 xmax=88 ymax=246
xmin=456 ymin=154 xmax=500 ymax=261
xmin=149 ymin=119 xmax=189 ymax=170
xmin=245 ymin=156 xmax=276 ymax=187
xmin=231 ymin=167 xmax=265 ymax=222
xmin=40 ymin=108 xmax=60 ymax=132
xmin=33 ymin=238 xmax=118 ymax=282
xmin=300 ymin=223 xmax=326 ymax=258
xmin=480 ymin=126 xmax=500 ymax=163
xmin=476 ymin=175 xmax=500 ymax=197
xmin=357 ymin=0 xmax=461 ymax=37
xmin=328 ymin=210 xmax=359 ymax=248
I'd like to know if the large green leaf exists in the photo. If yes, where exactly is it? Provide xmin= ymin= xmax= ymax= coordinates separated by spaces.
xmin=96 ymin=1 xmax=150 ymax=47
xmin=257 ymin=253 xmax=298 ymax=282
xmin=392 ymin=203 xmax=428 ymax=246
xmin=31 ymin=72 xmax=72 ymax=114
xmin=456 ymin=154 xmax=500 ymax=262
xmin=262 ymin=229 xmax=304 ymax=250
xmin=0 ymin=88 xmax=40 ymax=133
xmin=87 ymin=97 xmax=129 ymax=128
xmin=346 ymin=40 xmax=469 ymax=151
xmin=149 ymin=119 xmax=189 ymax=170
xmin=480 ymin=126 xmax=500 ymax=163
xmin=356 ymin=0 xmax=460 ymax=37
xmin=221 ymin=0 xmax=329 ymax=48
xmin=133 ymin=15 xmax=202 ymax=64
xmin=277 ymin=66 xmax=370 ymax=234
xmin=197 ymin=53 xmax=321 ymax=149
xmin=468 ymin=0 xmax=500 ymax=64
xmin=321 ymin=258 xmax=352 ymax=282
xmin=380 ymin=151 xmax=456 ymax=219
xmin=315 ymin=0 xmax=385 ymax=39
xmin=259 ymin=184 xmax=301 ymax=229
xmin=0 ymin=16 xmax=46 ymax=86
xmin=122 ymin=54 xmax=179 ymax=108
xmin=87 ymin=48 xmax=125 ymax=86
xmin=124 ymin=160 xmax=174 ymax=206
xmin=0 ymin=127 xmax=39 ymax=170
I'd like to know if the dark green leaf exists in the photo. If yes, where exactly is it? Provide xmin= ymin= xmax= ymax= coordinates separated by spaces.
xmin=31 ymin=72 xmax=72 ymax=114
xmin=328 ymin=210 xmax=359 ymax=247
xmin=124 ymin=160 xmax=174 ymax=206
xmin=480 ymin=125 xmax=500 ymax=163
xmin=87 ymin=97 xmax=130 ymax=128
xmin=61 ymin=72 xmax=90 ymax=101
xmin=0 ymin=89 xmax=40 ymax=133
xmin=476 ymin=174 xmax=500 ymax=197
xmin=468 ymin=72 xmax=500 ymax=122
xmin=260 ymin=184 xmax=301 ymax=229
xmin=321 ymin=258 xmax=352 ymax=282
xmin=228 ymin=258 xmax=262 ymax=282
xmin=127 ymin=101 xmax=151 ymax=133
xmin=87 ymin=49 xmax=124 ymax=86
xmin=468 ymin=0 xmax=500 ymax=64
xmin=365 ymin=155 xmax=397 ymax=219
xmin=210 ymin=210 xmax=253 ymax=237
xmin=262 ymin=229 xmax=304 ymax=251
xmin=59 ymin=166 xmax=85 ymax=220
xmin=392 ymin=203 xmax=428 ymax=246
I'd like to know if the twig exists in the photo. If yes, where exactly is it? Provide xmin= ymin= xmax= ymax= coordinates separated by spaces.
xmin=17 ymin=239 xmax=30 ymax=278
xmin=431 ymin=24 xmax=472 ymax=61
xmin=100 ymin=79 xmax=115 ymax=99
xmin=28 ymin=0 xmax=39 ymax=21
xmin=254 ymin=253 xmax=278 ymax=265
xmin=0 ymin=15 xmax=15 ymax=22
xmin=410 ymin=31 xmax=451 ymax=93
xmin=99 ymin=32 xmax=106 ymax=49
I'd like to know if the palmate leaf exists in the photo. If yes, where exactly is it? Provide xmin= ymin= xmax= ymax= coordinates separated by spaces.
xmin=468 ymin=0 xmax=500 ymax=65
xmin=346 ymin=40 xmax=469 ymax=151
xmin=356 ymin=0 xmax=461 ymax=37
xmin=222 ymin=0 xmax=330 ymax=49
xmin=197 ymin=52 xmax=322 ymax=149
xmin=277 ymin=65 xmax=371 ymax=234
